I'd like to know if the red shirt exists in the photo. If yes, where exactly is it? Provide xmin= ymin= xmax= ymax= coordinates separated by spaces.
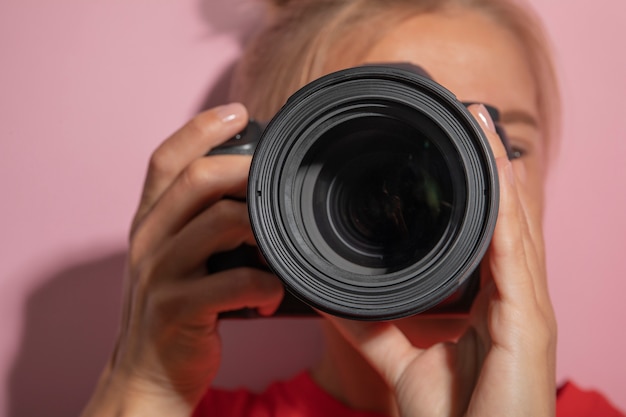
xmin=194 ymin=372 xmax=623 ymax=417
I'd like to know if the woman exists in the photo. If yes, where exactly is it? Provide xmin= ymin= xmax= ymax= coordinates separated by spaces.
xmin=81 ymin=0 xmax=622 ymax=416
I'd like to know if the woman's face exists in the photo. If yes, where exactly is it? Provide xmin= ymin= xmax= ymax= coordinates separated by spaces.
xmin=325 ymin=7 xmax=547 ymax=344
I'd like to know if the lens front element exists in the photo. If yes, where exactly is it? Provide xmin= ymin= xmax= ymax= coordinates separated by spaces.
xmin=300 ymin=114 xmax=456 ymax=275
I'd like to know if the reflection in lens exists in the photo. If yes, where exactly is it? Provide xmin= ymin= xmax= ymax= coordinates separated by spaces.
xmin=301 ymin=115 xmax=454 ymax=274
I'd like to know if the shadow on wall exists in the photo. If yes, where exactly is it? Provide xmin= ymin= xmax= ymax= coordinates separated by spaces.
xmin=6 ymin=250 xmax=323 ymax=416
xmin=7 ymin=252 xmax=127 ymax=417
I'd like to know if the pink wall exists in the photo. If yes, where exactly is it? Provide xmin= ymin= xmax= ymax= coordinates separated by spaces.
xmin=0 ymin=1 xmax=624 ymax=415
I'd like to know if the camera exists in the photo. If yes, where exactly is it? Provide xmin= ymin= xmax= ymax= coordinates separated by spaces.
xmin=208 ymin=64 xmax=511 ymax=321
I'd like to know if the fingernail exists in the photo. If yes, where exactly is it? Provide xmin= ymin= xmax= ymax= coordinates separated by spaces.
xmin=474 ymin=104 xmax=496 ymax=133
xmin=215 ymin=103 xmax=246 ymax=124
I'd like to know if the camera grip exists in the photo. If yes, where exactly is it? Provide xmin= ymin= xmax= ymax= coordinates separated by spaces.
xmin=208 ymin=119 xmax=264 ymax=156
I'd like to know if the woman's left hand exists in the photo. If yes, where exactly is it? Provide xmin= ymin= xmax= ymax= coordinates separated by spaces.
xmin=325 ymin=104 xmax=557 ymax=417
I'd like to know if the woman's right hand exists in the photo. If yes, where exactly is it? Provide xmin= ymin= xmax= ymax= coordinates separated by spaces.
xmin=81 ymin=103 xmax=284 ymax=417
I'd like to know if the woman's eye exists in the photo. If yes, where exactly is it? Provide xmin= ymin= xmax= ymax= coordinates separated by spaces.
xmin=509 ymin=147 xmax=525 ymax=160
xmin=508 ymin=145 xmax=526 ymax=161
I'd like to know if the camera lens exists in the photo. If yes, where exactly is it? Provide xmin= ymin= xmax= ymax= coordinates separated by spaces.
xmin=248 ymin=65 xmax=499 ymax=320
xmin=299 ymin=113 xmax=455 ymax=275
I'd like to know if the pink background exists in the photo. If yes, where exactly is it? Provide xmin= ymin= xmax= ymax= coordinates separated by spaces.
xmin=1 ymin=0 xmax=624 ymax=415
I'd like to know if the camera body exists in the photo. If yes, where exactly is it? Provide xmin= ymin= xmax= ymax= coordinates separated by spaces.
xmin=209 ymin=64 xmax=510 ymax=321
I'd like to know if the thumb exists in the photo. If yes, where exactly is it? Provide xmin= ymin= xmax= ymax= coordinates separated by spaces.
xmin=323 ymin=314 xmax=423 ymax=388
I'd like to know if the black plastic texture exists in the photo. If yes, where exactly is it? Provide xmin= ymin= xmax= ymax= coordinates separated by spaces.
xmin=209 ymin=120 xmax=264 ymax=156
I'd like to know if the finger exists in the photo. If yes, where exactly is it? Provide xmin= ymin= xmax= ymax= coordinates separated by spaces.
xmin=324 ymin=315 xmax=422 ymax=388
xmin=469 ymin=104 xmax=537 ymax=304
xmin=490 ymin=156 xmax=541 ymax=308
xmin=131 ymin=155 xmax=252 ymax=260
xmin=169 ymin=268 xmax=284 ymax=317
xmin=132 ymin=103 xmax=249 ymax=237
xmin=510 ymin=170 xmax=553 ymax=314
xmin=468 ymin=104 xmax=507 ymax=161
xmin=512 ymin=182 xmax=556 ymax=330
xmin=468 ymin=101 xmax=547 ymax=291
xmin=471 ymin=105 xmax=552 ymax=319
xmin=469 ymin=103 xmax=543 ymax=278
xmin=514 ymin=182 xmax=552 ymax=307
xmin=157 ymin=199 xmax=254 ymax=276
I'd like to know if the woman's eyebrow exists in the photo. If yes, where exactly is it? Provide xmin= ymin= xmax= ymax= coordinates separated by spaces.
xmin=500 ymin=109 xmax=539 ymax=128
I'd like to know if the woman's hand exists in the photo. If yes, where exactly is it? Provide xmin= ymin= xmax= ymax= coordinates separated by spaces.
xmin=81 ymin=103 xmax=284 ymax=417
xmin=325 ymin=104 xmax=557 ymax=417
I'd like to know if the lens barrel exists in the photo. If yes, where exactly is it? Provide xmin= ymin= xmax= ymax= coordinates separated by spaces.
xmin=247 ymin=65 xmax=499 ymax=320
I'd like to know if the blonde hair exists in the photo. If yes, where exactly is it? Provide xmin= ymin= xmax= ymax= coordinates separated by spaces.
xmin=230 ymin=0 xmax=560 ymax=153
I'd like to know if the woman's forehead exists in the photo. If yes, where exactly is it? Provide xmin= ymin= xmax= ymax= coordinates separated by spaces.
xmin=358 ymin=9 xmax=539 ymax=123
